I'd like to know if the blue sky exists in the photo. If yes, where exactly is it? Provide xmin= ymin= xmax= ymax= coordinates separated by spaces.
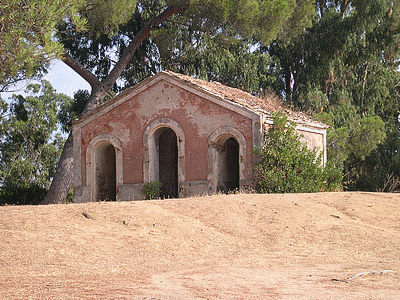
xmin=0 ymin=60 xmax=91 ymax=100
xmin=41 ymin=61 xmax=92 ymax=97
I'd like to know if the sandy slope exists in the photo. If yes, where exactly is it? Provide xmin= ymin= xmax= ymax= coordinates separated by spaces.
xmin=0 ymin=192 xmax=399 ymax=299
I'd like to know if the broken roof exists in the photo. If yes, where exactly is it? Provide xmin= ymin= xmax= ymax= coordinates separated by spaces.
xmin=163 ymin=71 xmax=327 ymax=129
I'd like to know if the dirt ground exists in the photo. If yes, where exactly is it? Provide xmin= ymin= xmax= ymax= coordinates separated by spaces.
xmin=0 ymin=192 xmax=399 ymax=299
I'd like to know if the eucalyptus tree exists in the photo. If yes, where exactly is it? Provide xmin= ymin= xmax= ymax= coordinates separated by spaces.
xmin=0 ymin=81 xmax=69 ymax=204
xmin=269 ymin=0 xmax=400 ymax=190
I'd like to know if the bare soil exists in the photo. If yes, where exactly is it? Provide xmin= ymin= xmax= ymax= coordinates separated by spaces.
xmin=1 ymin=192 xmax=399 ymax=299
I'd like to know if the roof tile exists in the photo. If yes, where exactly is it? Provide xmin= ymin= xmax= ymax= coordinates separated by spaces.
xmin=164 ymin=70 xmax=326 ymax=128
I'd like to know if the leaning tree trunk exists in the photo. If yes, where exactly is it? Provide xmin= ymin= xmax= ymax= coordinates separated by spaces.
xmin=41 ymin=86 xmax=107 ymax=205
xmin=41 ymin=5 xmax=184 ymax=204
xmin=41 ymin=134 xmax=74 ymax=204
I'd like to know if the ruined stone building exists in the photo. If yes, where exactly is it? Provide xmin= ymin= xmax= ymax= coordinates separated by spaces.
xmin=72 ymin=71 xmax=327 ymax=202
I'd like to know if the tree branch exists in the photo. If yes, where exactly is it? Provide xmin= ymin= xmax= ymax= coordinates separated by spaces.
xmin=62 ymin=53 xmax=102 ymax=90
xmin=103 ymin=5 xmax=186 ymax=89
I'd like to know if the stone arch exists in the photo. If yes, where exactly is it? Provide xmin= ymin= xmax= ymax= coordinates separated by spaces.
xmin=143 ymin=118 xmax=185 ymax=197
xmin=86 ymin=134 xmax=123 ymax=201
xmin=208 ymin=126 xmax=246 ymax=193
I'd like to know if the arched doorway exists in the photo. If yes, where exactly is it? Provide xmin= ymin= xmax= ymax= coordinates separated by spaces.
xmin=208 ymin=127 xmax=246 ymax=194
xmin=143 ymin=118 xmax=185 ymax=199
xmin=157 ymin=127 xmax=178 ymax=198
xmin=217 ymin=137 xmax=240 ymax=193
xmin=93 ymin=141 xmax=116 ymax=201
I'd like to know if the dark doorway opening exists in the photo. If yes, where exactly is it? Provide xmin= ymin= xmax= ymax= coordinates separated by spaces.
xmin=94 ymin=142 xmax=116 ymax=201
xmin=158 ymin=128 xmax=178 ymax=198
xmin=217 ymin=137 xmax=239 ymax=193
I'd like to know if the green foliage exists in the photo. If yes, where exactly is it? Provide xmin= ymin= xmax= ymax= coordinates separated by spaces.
xmin=82 ymin=0 xmax=138 ymax=36
xmin=58 ymin=90 xmax=90 ymax=132
xmin=154 ymin=25 xmax=284 ymax=94
xmin=0 ymin=0 xmax=86 ymax=90
xmin=269 ymin=0 xmax=400 ymax=191
xmin=271 ymin=0 xmax=400 ymax=115
xmin=0 ymin=0 xmax=138 ymax=91
xmin=315 ymin=110 xmax=386 ymax=168
xmin=1 ymin=0 xmax=317 ymax=94
xmin=315 ymin=109 xmax=386 ymax=191
xmin=343 ymin=123 xmax=400 ymax=192
xmin=175 ymin=0 xmax=315 ymax=45
xmin=254 ymin=112 xmax=342 ymax=194
xmin=276 ymin=0 xmax=316 ymax=43
xmin=142 ymin=181 xmax=162 ymax=200
xmin=59 ymin=0 xmax=313 ymax=93
xmin=350 ymin=116 xmax=387 ymax=160
xmin=0 ymin=81 xmax=70 ymax=205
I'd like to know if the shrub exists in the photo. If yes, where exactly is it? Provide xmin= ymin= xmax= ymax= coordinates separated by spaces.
xmin=254 ymin=112 xmax=342 ymax=193
xmin=142 ymin=181 xmax=162 ymax=200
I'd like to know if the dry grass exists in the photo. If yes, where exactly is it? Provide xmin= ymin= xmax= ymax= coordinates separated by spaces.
xmin=1 ymin=192 xmax=399 ymax=299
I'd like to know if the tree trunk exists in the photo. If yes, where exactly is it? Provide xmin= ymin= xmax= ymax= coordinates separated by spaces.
xmin=41 ymin=134 xmax=74 ymax=204
xmin=41 ymin=5 xmax=185 ymax=204
xmin=318 ymin=0 xmax=326 ymax=18
xmin=41 ymin=85 xmax=107 ymax=205
xmin=283 ymin=65 xmax=292 ymax=101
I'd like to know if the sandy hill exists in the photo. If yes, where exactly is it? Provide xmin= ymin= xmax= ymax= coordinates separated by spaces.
xmin=0 ymin=192 xmax=399 ymax=299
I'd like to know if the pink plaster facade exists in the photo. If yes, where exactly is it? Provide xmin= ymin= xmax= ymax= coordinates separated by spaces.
xmin=72 ymin=71 xmax=327 ymax=202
